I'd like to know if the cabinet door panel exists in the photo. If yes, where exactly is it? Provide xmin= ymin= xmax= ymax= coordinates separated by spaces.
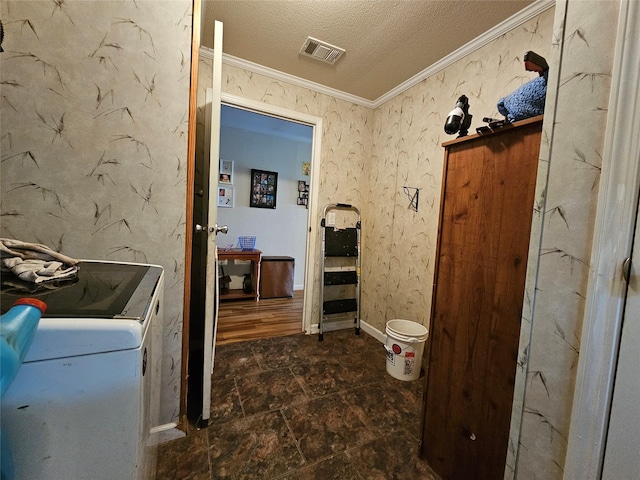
xmin=421 ymin=119 xmax=542 ymax=480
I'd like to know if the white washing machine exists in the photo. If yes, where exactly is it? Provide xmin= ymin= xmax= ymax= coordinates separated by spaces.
xmin=0 ymin=260 xmax=164 ymax=480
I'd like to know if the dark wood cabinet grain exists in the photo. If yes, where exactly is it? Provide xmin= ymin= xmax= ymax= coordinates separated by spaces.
xmin=420 ymin=116 xmax=543 ymax=480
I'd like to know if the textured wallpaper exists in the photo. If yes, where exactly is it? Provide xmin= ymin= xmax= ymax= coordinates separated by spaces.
xmin=2 ymin=1 xmax=620 ymax=477
xmin=366 ymin=10 xmax=554 ymax=333
xmin=367 ymin=11 xmax=555 ymax=479
xmin=516 ymin=1 xmax=619 ymax=478
xmin=0 ymin=0 xmax=192 ymax=424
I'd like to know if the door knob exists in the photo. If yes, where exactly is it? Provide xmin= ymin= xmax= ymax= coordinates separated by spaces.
xmin=195 ymin=224 xmax=228 ymax=234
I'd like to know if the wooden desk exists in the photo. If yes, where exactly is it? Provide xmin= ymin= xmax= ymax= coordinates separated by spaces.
xmin=217 ymin=248 xmax=261 ymax=301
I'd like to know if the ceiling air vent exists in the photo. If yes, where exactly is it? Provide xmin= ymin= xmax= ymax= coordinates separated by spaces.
xmin=300 ymin=37 xmax=345 ymax=65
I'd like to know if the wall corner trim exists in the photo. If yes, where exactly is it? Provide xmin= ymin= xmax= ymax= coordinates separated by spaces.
xmin=563 ymin=0 xmax=640 ymax=477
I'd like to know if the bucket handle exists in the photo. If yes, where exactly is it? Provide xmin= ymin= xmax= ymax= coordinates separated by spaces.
xmin=384 ymin=343 xmax=419 ymax=355
xmin=386 ymin=332 xmax=427 ymax=344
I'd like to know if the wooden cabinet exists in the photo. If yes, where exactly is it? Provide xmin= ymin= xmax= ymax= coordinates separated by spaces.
xmin=217 ymin=249 xmax=261 ymax=301
xmin=420 ymin=116 xmax=543 ymax=480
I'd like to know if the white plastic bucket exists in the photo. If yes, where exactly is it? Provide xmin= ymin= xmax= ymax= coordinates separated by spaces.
xmin=385 ymin=319 xmax=429 ymax=381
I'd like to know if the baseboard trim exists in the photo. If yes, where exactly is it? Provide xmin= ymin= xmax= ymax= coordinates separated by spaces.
xmin=309 ymin=319 xmax=386 ymax=344
xmin=360 ymin=321 xmax=386 ymax=344
xmin=151 ymin=423 xmax=186 ymax=445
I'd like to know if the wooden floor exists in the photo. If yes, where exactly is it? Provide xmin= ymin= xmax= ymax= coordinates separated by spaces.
xmin=216 ymin=290 xmax=304 ymax=345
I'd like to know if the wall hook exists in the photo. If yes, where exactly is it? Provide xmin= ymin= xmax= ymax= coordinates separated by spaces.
xmin=402 ymin=186 xmax=419 ymax=212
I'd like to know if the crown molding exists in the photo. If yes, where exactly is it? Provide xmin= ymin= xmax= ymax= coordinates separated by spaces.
xmin=200 ymin=0 xmax=555 ymax=110
xmin=202 ymin=48 xmax=377 ymax=108
xmin=375 ymin=0 xmax=556 ymax=107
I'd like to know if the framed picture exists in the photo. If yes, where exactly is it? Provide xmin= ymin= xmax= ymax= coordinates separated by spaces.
xmin=250 ymin=169 xmax=278 ymax=209
xmin=297 ymin=180 xmax=309 ymax=208
xmin=217 ymin=186 xmax=234 ymax=208
xmin=219 ymin=159 xmax=234 ymax=184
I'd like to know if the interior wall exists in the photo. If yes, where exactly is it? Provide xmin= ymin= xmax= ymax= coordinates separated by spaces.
xmin=516 ymin=1 xmax=620 ymax=478
xmin=364 ymin=4 xmax=622 ymax=476
xmin=196 ymin=12 xmax=552 ymax=472
xmin=217 ymin=123 xmax=311 ymax=289
xmin=0 ymin=0 xmax=191 ymax=425
xmin=366 ymin=9 xmax=555 ymax=332
xmin=201 ymin=20 xmax=559 ymax=337
xmin=367 ymin=9 xmax=555 ymax=478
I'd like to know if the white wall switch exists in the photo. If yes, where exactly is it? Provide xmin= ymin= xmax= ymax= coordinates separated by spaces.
xmin=327 ymin=212 xmax=336 ymax=226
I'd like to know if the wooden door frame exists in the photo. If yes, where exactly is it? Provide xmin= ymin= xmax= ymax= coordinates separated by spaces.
xmin=180 ymin=0 xmax=201 ymax=429
xmin=180 ymin=55 xmax=323 ymax=426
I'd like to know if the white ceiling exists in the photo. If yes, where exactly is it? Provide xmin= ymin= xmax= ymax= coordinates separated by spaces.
xmin=202 ymin=0 xmax=536 ymax=102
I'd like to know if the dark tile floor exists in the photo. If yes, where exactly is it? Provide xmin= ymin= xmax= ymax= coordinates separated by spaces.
xmin=156 ymin=329 xmax=440 ymax=480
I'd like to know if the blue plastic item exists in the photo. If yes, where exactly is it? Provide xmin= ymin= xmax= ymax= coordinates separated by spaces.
xmin=238 ymin=235 xmax=257 ymax=251
xmin=0 ymin=298 xmax=47 ymax=397
xmin=497 ymin=70 xmax=548 ymax=123
xmin=1 ymin=298 xmax=46 ymax=480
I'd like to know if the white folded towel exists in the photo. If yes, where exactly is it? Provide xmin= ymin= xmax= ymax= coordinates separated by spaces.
xmin=1 ymin=238 xmax=79 ymax=284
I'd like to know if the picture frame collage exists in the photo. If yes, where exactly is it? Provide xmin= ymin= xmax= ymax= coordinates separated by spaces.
xmin=217 ymin=159 xmax=234 ymax=208
xmin=250 ymin=169 xmax=278 ymax=209
xmin=297 ymin=180 xmax=309 ymax=207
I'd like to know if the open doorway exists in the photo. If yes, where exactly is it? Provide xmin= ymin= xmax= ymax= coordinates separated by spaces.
xmin=215 ymin=94 xmax=323 ymax=336
xmin=216 ymin=104 xmax=313 ymax=343
xmin=186 ymin=91 xmax=323 ymax=424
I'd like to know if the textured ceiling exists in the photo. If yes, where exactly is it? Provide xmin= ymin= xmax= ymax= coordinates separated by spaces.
xmin=202 ymin=0 xmax=535 ymax=101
